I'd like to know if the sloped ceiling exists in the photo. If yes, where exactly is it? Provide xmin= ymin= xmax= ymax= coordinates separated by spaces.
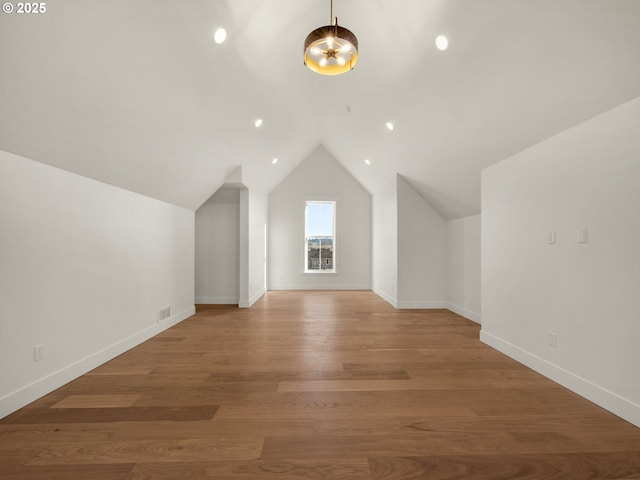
xmin=1 ymin=0 xmax=639 ymax=219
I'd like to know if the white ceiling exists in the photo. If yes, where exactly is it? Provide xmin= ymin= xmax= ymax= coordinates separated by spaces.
xmin=1 ymin=0 xmax=639 ymax=219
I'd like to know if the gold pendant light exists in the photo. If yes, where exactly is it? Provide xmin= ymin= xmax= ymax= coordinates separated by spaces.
xmin=304 ymin=0 xmax=359 ymax=75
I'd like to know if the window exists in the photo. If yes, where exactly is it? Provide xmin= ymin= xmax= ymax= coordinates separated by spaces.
xmin=304 ymin=201 xmax=335 ymax=273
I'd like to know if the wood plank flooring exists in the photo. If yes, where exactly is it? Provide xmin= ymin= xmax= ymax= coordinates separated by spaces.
xmin=2 ymin=290 xmax=640 ymax=479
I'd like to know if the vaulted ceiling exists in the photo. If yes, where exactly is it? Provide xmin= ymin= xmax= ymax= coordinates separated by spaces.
xmin=1 ymin=0 xmax=639 ymax=219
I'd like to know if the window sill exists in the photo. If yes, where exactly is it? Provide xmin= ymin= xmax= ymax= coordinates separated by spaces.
xmin=303 ymin=270 xmax=339 ymax=275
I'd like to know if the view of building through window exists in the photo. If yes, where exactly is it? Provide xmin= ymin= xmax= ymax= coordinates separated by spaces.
xmin=305 ymin=201 xmax=335 ymax=272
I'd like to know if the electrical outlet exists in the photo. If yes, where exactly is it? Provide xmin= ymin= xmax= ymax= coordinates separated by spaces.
xmin=33 ymin=344 xmax=44 ymax=361
xmin=547 ymin=332 xmax=558 ymax=348
xmin=577 ymin=227 xmax=588 ymax=244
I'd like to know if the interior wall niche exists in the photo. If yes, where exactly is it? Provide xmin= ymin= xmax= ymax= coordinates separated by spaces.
xmin=195 ymin=187 xmax=240 ymax=304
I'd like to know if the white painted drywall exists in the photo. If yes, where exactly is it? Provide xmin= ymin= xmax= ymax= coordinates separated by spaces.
xmin=481 ymin=96 xmax=640 ymax=427
xmin=240 ymin=188 xmax=267 ymax=307
xmin=0 ymin=149 xmax=195 ymax=419
xmin=372 ymin=176 xmax=398 ymax=306
xmin=268 ymin=145 xmax=372 ymax=290
xmin=446 ymin=215 xmax=481 ymax=322
xmin=397 ymin=176 xmax=447 ymax=308
xmin=239 ymin=188 xmax=249 ymax=306
xmin=195 ymin=187 xmax=240 ymax=304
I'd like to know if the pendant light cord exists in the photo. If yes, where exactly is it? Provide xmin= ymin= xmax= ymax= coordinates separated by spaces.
xmin=330 ymin=0 xmax=333 ymax=23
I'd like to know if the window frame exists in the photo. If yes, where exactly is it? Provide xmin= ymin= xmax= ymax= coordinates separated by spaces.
xmin=303 ymin=200 xmax=337 ymax=274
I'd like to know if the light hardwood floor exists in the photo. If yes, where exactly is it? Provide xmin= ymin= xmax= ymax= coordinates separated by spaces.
xmin=2 ymin=291 xmax=640 ymax=479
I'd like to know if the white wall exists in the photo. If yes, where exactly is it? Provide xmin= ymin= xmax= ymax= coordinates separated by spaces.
xmin=0 ymin=149 xmax=195 ymax=419
xmin=397 ymin=176 xmax=447 ymax=308
xmin=481 ymin=96 xmax=640 ymax=427
xmin=241 ymin=188 xmax=267 ymax=307
xmin=195 ymin=187 xmax=240 ymax=304
xmin=446 ymin=214 xmax=481 ymax=322
xmin=268 ymin=145 xmax=372 ymax=290
xmin=372 ymin=176 xmax=398 ymax=306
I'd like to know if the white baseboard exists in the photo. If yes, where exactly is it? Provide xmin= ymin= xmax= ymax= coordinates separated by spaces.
xmin=480 ymin=330 xmax=640 ymax=429
xmin=372 ymin=290 xmax=448 ymax=311
xmin=396 ymin=300 xmax=448 ymax=309
xmin=239 ymin=289 xmax=266 ymax=308
xmin=447 ymin=302 xmax=481 ymax=324
xmin=372 ymin=288 xmax=397 ymax=308
xmin=195 ymin=296 xmax=239 ymax=305
xmin=268 ymin=284 xmax=372 ymax=291
xmin=0 ymin=306 xmax=195 ymax=420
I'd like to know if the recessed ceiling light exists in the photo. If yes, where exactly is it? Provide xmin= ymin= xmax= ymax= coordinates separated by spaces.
xmin=386 ymin=122 xmax=395 ymax=131
xmin=364 ymin=159 xmax=371 ymax=165
xmin=254 ymin=119 xmax=263 ymax=128
xmin=435 ymin=35 xmax=449 ymax=51
xmin=272 ymin=158 xmax=278 ymax=165
xmin=214 ymin=28 xmax=227 ymax=44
